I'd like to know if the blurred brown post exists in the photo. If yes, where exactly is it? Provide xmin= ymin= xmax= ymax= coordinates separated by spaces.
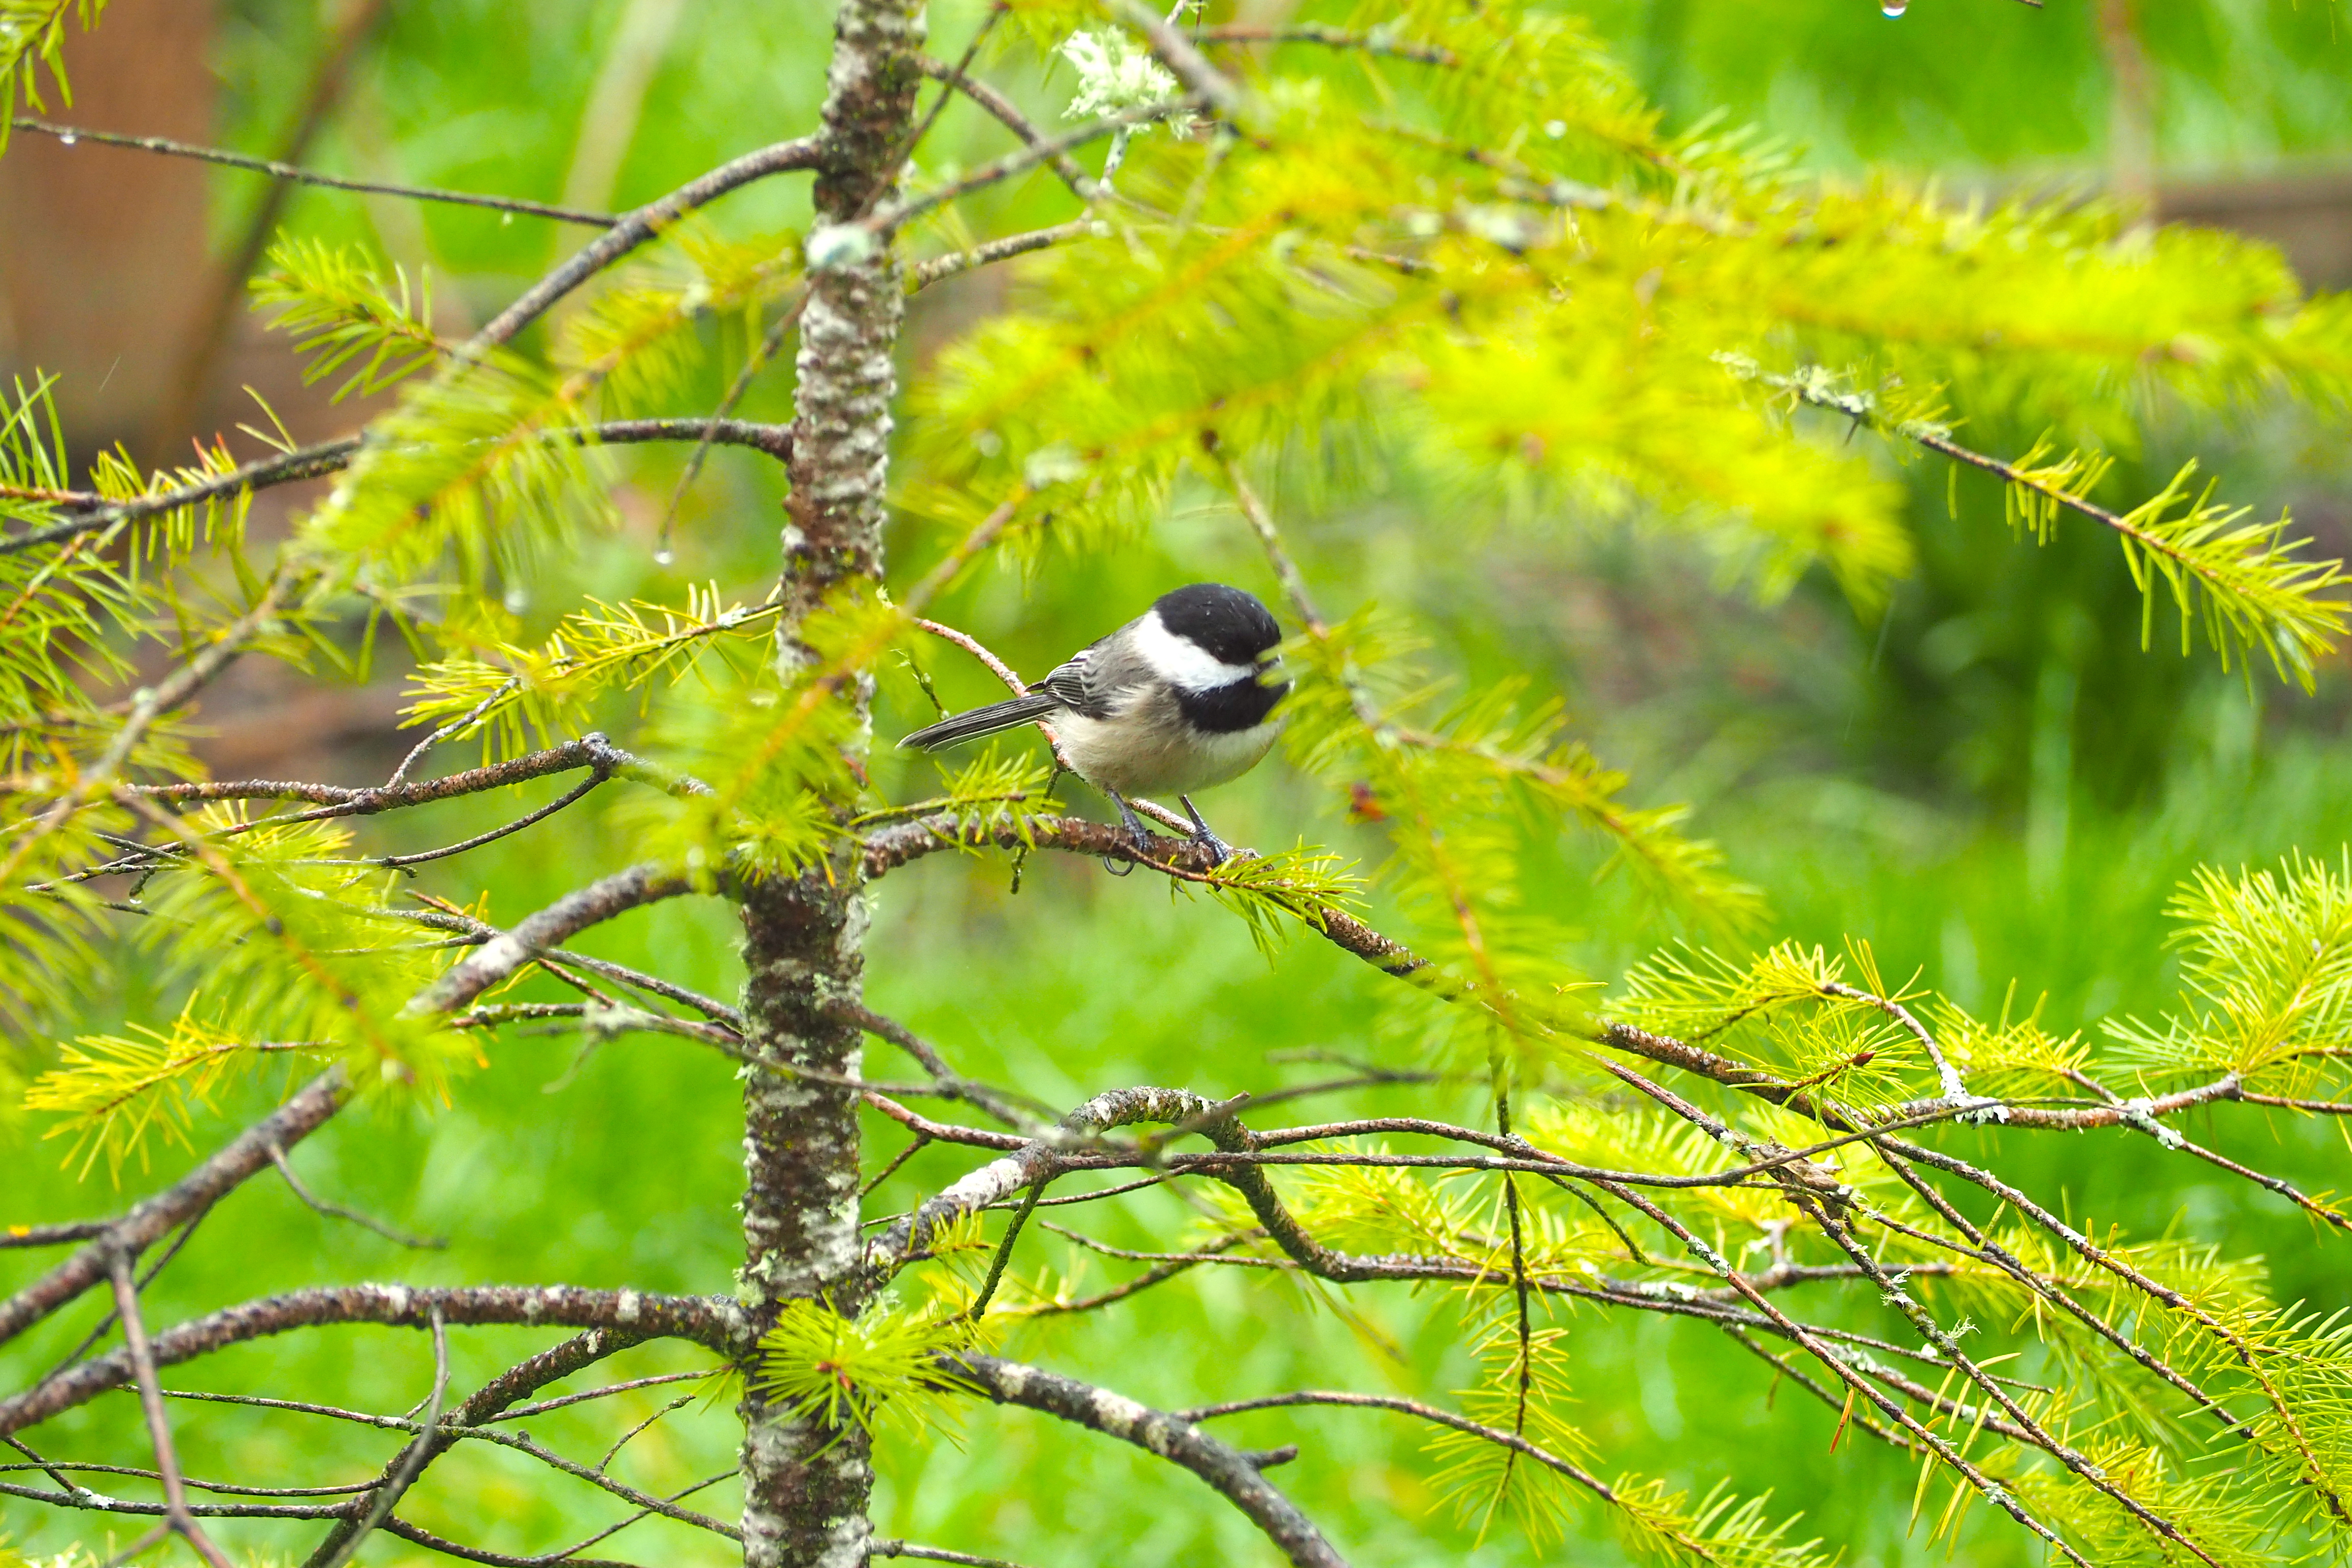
xmin=0 ymin=0 xmax=217 ymax=457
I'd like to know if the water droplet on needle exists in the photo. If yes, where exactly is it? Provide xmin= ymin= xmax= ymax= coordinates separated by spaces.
xmin=653 ymin=549 xmax=675 ymax=567
xmin=59 ymin=132 xmax=76 ymax=145
xmin=1882 ymin=0 xmax=1906 ymax=13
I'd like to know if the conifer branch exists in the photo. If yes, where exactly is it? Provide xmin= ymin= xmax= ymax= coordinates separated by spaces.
xmin=8 ymin=116 xmax=618 ymax=225
xmin=1804 ymin=1202 xmax=2222 ymax=1565
xmin=0 ymin=0 xmax=103 ymax=151
xmin=1580 ymin=1002 xmax=2351 ymax=1521
xmin=1878 ymin=1135 xmax=2350 ymax=1523
xmin=1818 ymin=979 xmax=1973 ymax=1104
xmin=0 ymin=577 xmax=286 ymax=889
xmin=0 ymin=420 xmax=788 ymax=558
xmin=1745 ymin=362 xmax=2349 ymax=685
xmin=1591 ymin=1179 xmax=2096 ymax=1567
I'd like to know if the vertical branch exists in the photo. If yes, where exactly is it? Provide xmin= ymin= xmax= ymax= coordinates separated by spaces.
xmin=107 ymin=1253 xmax=237 ymax=1568
xmin=1490 ymin=1054 xmax=1534 ymax=1515
xmin=736 ymin=4 xmax=922 ymax=1568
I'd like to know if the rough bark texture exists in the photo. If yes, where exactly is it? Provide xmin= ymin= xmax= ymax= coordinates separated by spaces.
xmin=736 ymin=4 xmax=922 ymax=1566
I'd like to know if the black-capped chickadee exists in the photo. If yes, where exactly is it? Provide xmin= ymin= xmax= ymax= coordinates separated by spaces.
xmin=900 ymin=583 xmax=1288 ymax=864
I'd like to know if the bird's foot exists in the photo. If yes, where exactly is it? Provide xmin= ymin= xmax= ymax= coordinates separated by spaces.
xmin=1102 ymin=790 xmax=1152 ymax=876
xmin=1179 ymin=795 xmax=1237 ymax=867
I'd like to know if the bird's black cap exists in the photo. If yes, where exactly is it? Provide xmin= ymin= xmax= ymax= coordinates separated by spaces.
xmin=1153 ymin=583 xmax=1282 ymax=667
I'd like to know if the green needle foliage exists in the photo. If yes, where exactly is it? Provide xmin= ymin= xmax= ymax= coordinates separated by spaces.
xmin=1 ymin=2 xmax=2349 ymax=1566
xmin=0 ymin=0 xmax=103 ymax=148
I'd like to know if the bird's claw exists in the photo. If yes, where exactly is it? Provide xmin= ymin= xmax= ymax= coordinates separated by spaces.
xmin=1187 ymin=827 xmax=1235 ymax=866
xmin=1179 ymin=795 xmax=1236 ymax=867
xmin=1102 ymin=790 xmax=1152 ymax=875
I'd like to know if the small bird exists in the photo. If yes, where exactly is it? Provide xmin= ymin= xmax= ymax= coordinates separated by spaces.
xmin=900 ymin=583 xmax=1289 ymax=864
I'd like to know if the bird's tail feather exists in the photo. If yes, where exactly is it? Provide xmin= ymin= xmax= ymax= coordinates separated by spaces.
xmin=899 ymin=693 xmax=1059 ymax=751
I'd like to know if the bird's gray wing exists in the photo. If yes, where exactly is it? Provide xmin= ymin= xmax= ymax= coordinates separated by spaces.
xmin=1041 ymin=626 xmax=1149 ymax=719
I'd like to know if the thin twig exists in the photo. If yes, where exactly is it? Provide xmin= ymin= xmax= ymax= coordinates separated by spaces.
xmin=967 ymin=1179 xmax=1047 ymax=1319
xmin=8 ymin=117 xmax=616 ymax=226
xmin=488 ymin=1368 xmax=723 ymax=1426
xmin=596 ymin=1394 xmax=699 ymax=1472
xmin=870 ymin=1543 xmax=1036 ymax=1568
xmin=268 ymin=1143 xmax=447 ymax=1249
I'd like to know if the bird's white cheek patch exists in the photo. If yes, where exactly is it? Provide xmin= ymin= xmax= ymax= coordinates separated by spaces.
xmin=1130 ymin=610 xmax=1257 ymax=693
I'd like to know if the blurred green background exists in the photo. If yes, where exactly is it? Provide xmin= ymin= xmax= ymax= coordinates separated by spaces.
xmin=3 ymin=2 xmax=2350 ymax=1565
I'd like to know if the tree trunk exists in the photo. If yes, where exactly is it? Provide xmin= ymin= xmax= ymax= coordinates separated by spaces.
xmin=736 ymin=3 xmax=921 ymax=1566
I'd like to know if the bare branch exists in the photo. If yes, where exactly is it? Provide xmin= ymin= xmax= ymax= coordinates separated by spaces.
xmin=486 ymin=1367 xmax=721 ymax=1426
xmin=378 ymin=1515 xmax=644 ymax=1568
xmin=470 ymin=136 xmax=825 ymax=352
xmin=0 ymin=1286 xmax=745 ymax=1437
xmin=370 ymin=769 xmax=611 ymax=870
xmin=944 ymin=1353 xmax=1343 ymax=1568
xmin=910 ymin=58 xmax=1097 ymax=200
xmin=1111 ymin=1 xmax=1241 ymax=113
xmin=860 ymin=98 xmax=1206 ymax=242
xmin=860 ymin=811 xmax=1417 ymax=969
xmin=404 ymin=863 xmax=698 ymax=1017
xmin=594 ymin=1393 xmax=698 ymax=1472
xmin=107 ymin=1253 xmax=238 ymax=1568
xmin=871 ymin=1542 xmax=1035 ymax=1568
xmin=5 ymin=117 xmax=617 ymax=224
xmin=830 ymin=1000 xmax=1048 ymax=1128
xmin=1183 ymin=1389 xmax=1618 ymax=1502
xmin=0 ymin=1453 xmax=371 ymax=1499
xmin=909 ymin=220 xmax=1095 ymax=290
xmin=268 ymin=1143 xmax=446 ymax=1249
xmin=0 ymin=1221 xmax=111 ymax=1250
